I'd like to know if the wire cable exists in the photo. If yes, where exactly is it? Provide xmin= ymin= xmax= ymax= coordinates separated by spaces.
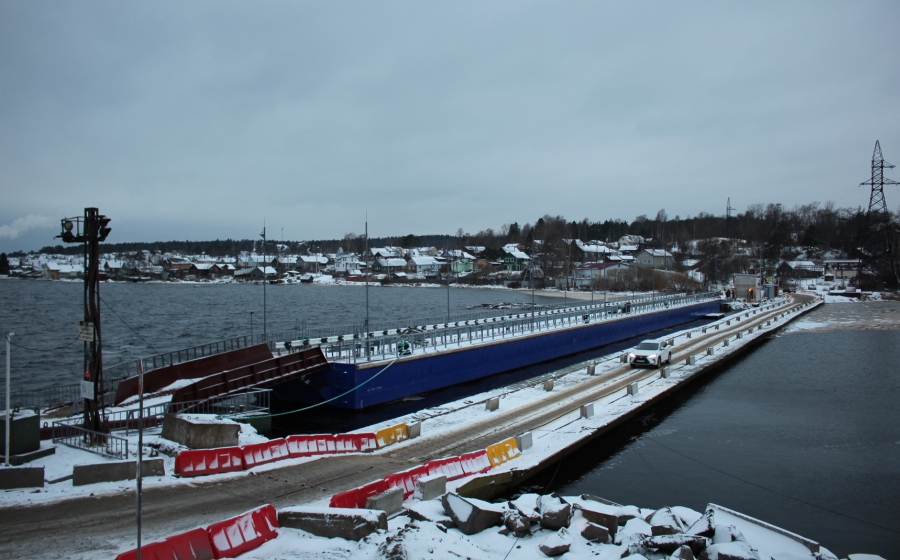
xmin=221 ymin=357 xmax=400 ymax=419
xmin=644 ymin=435 xmax=900 ymax=535
xmin=8 ymin=336 xmax=82 ymax=353
xmin=100 ymin=296 xmax=163 ymax=356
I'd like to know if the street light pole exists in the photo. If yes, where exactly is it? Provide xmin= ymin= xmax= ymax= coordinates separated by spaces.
xmin=5 ymin=332 xmax=12 ymax=467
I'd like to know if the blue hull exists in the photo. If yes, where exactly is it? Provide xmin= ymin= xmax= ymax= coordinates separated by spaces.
xmin=285 ymin=299 xmax=719 ymax=410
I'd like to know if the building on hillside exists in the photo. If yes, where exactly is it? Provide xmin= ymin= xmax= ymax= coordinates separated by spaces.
xmin=502 ymin=247 xmax=531 ymax=271
xmin=571 ymin=262 xmax=631 ymax=289
xmin=776 ymin=260 xmax=823 ymax=280
xmin=636 ymin=249 xmax=673 ymax=269
xmin=407 ymin=256 xmax=440 ymax=278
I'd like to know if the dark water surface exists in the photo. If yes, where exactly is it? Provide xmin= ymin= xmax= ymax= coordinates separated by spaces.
xmin=539 ymin=303 xmax=900 ymax=558
xmin=0 ymin=279 xmax=557 ymax=392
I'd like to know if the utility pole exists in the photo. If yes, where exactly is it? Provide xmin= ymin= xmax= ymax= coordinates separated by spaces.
xmin=5 ymin=332 xmax=12 ymax=467
xmin=365 ymin=217 xmax=370 ymax=360
xmin=858 ymin=141 xmax=900 ymax=288
xmin=260 ymin=224 xmax=267 ymax=341
xmin=57 ymin=208 xmax=112 ymax=437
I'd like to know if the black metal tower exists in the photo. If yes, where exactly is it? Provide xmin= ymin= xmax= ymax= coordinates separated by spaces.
xmin=58 ymin=208 xmax=112 ymax=436
xmin=858 ymin=141 xmax=899 ymax=289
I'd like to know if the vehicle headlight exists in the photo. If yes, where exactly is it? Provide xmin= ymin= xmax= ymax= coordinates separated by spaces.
xmin=628 ymin=353 xmax=636 ymax=359
xmin=649 ymin=354 xmax=658 ymax=361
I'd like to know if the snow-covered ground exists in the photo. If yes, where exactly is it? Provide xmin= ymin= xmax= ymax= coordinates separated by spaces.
xmin=7 ymin=294 xmax=889 ymax=558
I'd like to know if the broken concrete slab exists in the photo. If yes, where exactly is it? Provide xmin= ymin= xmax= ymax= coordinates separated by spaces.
xmin=539 ymin=528 xmax=572 ymax=557
xmin=160 ymin=414 xmax=240 ymax=449
xmin=538 ymin=495 xmax=571 ymax=530
xmin=503 ymin=510 xmax=531 ymax=537
xmin=278 ymin=506 xmax=387 ymax=541
xmin=413 ymin=474 xmax=446 ymax=501
xmin=365 ymin=486 xmax=403 ymax=516
xmin=580 ymin=522 xmax=610 ymax=543
xmin=72 ymin=458 xmax=164 ymax=486
xmin=441 ymin=492 xmax=504 ymax=535
xmin=407 ymin=500 xmax=455 ymax=528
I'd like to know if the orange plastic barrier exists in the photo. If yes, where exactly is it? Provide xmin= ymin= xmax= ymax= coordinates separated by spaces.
xmin=207 ymin=504 xmax=279 ymax=559
xmin=424 ymin=449 xmax=492 ymax=481
xmin=175 ymin=447 xmax=244 ymax=477
xmin=485 ymin=437 xmax=521 ymax=467
xmin=241 ymin=438 xmax=290 ymax=469
xmin=375 ymin=423 xmax=408 ymax=448
xmin=115 ymin=527 xmax=214 ymax=560
xmin=329 ymin=478 xmax=390 ymax=509
xmin=383 ymin=465 xmax=429 ymax=498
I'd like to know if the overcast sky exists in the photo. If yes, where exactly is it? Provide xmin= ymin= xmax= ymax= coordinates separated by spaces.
xmin=1 ymin=1 xmax=899 ymax=253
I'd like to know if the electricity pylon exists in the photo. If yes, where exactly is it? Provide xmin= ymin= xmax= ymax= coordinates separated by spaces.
xmin=858 ymin=141 xmax=899 ymax=289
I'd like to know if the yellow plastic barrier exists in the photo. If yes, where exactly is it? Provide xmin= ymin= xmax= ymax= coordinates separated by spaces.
xmin=375 ymin=423 xmax=409 ymax=448
xmin=485 ymin=437 xmax=521 ymax=467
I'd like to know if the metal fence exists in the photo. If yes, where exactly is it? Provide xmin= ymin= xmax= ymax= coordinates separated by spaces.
xmin=52 ymin=422 xmax=130 ymax=460
xmin=320 ymin=292 xmax=717 ymax=362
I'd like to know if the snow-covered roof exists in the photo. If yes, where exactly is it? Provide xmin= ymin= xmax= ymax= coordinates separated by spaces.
xmin=410 ymin=256 xmax=439 ymax=266
xmin=377 ymin=257 xmax=407 ymax=267
xmin=642 ymin=249 xmax=672 ymax=258
xmin=504 ymin=249 xmax=531 ymax=260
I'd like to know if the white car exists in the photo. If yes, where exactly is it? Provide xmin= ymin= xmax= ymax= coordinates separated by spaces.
xmin=628 ymin=340 xmax=671 ymax=368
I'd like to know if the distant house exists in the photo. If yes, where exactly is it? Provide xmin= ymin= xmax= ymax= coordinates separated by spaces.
xmin=189 ymin=262 xmax=215 ymax=279
xmin=572 ymin=262 xmax=630 ymax=289
xmin=636 ymin=249 xmax=673 ymax=269
xmin=373 ymin=257 xmax=407 ymax=274
xmin=298 ymin=255 xmax=328 ymax=273
xmin=407 ymin=256 xmax=440 ymax=277
xmin=776 ymin=260 xmax=823 ymax=279
xmin=103 ymin=260 xmax=124 ymax=279
xmin=42 ymin=262 xmax=82 ymax=280
xmin=211 ymin=263 xmax=235 ymax=278
xmin=502 ymin=248 xmax=531 ymax=271
xmin=234 ymin=266 xmax=277 ymax=282
xmin=569 ymin=240 xmax=613 ymax=263
xmin=445 ymin=250 xmax=476 ymax=273
xmin=334 ymin=252 xmax=362 ymax=275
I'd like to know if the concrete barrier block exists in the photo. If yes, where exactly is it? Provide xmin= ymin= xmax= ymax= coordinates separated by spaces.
xmin=414 ymin=474 xmax=447 ymax=501
xmin=701 ymin=327 xmax=707 ymax=333
xmin=660 ymin=367 xmax=671 ymax=379
xmin=161 ymin=414 xmax=240 ymax=449
xmin=0 ymin=466 xmax=44 ymax=490
xmin=515 ymin=432 xmax=533 ymax=451
xmin=707 ymin=347 xmax=715 ymax=356
xmin=686 ymin=331 xmax=692 ymax=339
xmin=723 ymin=339 xmax=730 ymax=347
xmin=726 ymin=320 xmax=731 ymax=326
xmin=586 ymin=364 xmax=596 ymax=376
xmin=715 ymin=324 xmax=720 ymax=330
xmin=620 ymin=353 xmax=628 ymax=363
xmin=627 ymin=382 xmax=639 ymax=396
xmin=0 ymin=410 xmax=40 ymax=456
xmin=485 ymin=397 xmax=500 ymax=412
xmin=543 ymin=379 xmax=554 ymax=392
xmin=278 ymin=507 xmax=387 ymax=541
xmin=73 ymin=458 xmax=165 ymax=487
xmin=686 ymin=355 xmax=696 ymax=365
xmin=365 ymin=486 xmax=404 ymax=515
xmin=737 ymin=332 xmax=743 ymax=339
xmin=580 ymin=402 xmax=595 ymax=418
xmin=667 ymin=338 xmax=675 ymax=346
xmin=406 ymin=421 xmax=422 ymax=439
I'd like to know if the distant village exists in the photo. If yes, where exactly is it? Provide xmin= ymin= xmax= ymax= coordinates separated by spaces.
xmin=0 ymin=232 xmax=861 ymax=301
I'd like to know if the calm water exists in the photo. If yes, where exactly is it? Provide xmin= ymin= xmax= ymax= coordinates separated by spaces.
xmin=538 ymin=302 xmax=900 ymax=558
xmin=0 ymin=279 xmax=558 ymax=393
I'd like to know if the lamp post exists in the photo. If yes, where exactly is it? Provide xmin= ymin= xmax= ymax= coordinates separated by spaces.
xmin=5 ymin=332 xmax=12 ymax=467
xmin=250 ymin=312 xmax=254 ymax=343
xmin=56 ymin=208 xmax=112 ymax=436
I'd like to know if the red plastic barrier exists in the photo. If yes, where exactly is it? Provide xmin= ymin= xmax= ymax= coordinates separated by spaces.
xmin=175 ymin=447 xmax=244 ymax=478
xmin=459 ymin=449 xmax=493 ymax=476
xmin=241 ymin=438 xmax=290 ymax=469
xmin=424 ymin=449 xmax=492 ymax=481
xmin=383 ymin=465 xmax=429 ymax=498
xmin=115 ymin=527 xmax=214 ymax=560
xmin=207 ymin=504 xmax=279 ymax=559
xmin=286 ymin=434 xmax=335 ymax=457
xmin=329 ymin=478 xmax=390 ymax=509
xmin=338 ymin=432 xmax=377 ymax=453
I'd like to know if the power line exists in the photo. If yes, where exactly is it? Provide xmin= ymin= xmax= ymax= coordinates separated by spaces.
xmin=100 ymin=296 xmax=163 ymax=356
xmin=8 ymin=336 xmax=81 ymax=353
